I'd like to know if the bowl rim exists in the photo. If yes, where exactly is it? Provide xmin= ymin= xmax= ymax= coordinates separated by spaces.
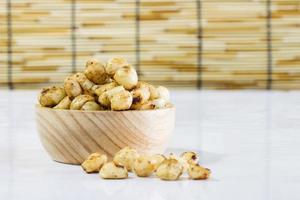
xmin=35 ymin=104 xmax=175 ymax=113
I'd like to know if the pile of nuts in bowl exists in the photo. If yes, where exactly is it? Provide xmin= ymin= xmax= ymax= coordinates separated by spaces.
xmin=38 ymin=57 xmax=172 ymax=111
xmin=82 ymin=147 xmax=211 ymax=181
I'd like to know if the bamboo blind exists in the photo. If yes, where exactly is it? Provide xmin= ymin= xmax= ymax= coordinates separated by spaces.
xmin=0 ymin=0 xmax=299 ymax=89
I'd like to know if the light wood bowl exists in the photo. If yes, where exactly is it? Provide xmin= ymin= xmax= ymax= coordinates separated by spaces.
xmin=35 ymin=106 xmax=175 ymax=165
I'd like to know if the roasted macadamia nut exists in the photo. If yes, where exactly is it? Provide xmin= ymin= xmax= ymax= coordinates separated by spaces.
xmin=39 ymin=86 xmax=66 ymax=107
xmin=70 ymin=95 xmax=95 ymax=110
xmin=93 ymin=81 xmax=118 ymax=97
xmin=111 ymin=90 xmax=133 ymax=111
xmin=134 ymin=155 xmax=156 ymax=177
xmin=98 ymin=86 xmax=125 ymax=108
xmin=64 ymin=76 xmax=82 ymax=98
xmin=156 ymin=86 xmax=170 ymax=101
xmin=81 ymin=153 xmax=108 ymax=173
xmin=106 ymin=57 xmax=129 ymax=76
xmin=156 ymin=159 xmax=183 ymax=181
xmin=131 ymin=87 xmax=150 ymax=110
xmin=53 ymin=96 xmax=71 ymax=109
xmin=113 ymin=147 xmax=139 ymax=172
xmin=81 ymin=101 xmax=102 ymax=111
xmin=99 ymin=162 xmax=128 ymax=179
xmin=181 ymin=151 xmax=199 ymax=165
xmin=151 ymin=154 xmax=166 ymax=171
xmin=84 ymin=58 xmax=109 ymax=84
xmin=188 ymin=164 xmax=211 ymax=180
xmin=74 ymin=72 xmax=95 ymax=92
xmin=137 ymin=82 xmax=159 ymax=100
xmin=114 ymin=66 xmax=138 ymax=90
xmin=139 ymin=98 xmax=167 ymax=110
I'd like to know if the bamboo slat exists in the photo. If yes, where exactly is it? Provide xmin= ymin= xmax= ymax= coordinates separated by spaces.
xmin=0 ymin=0 xmax=299 ymax=89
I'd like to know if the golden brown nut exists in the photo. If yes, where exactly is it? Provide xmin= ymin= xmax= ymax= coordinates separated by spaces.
xmin=81 ymin=153 xmax=108 ymax=173
xmin=156 ymin=86 xmax=170 ymax=101
xmin=64 ymin=76 xmax=82 ymax=98
xmin=188 ymin=164 xmax=211 ymax=180
xmin=84 ymin=58 xmax=109 ymax=84
xmin=70 ymin=94 xmax=95 ymax=110
xmin=39 ymin=86 xmax=66 ymax=107
xmin=130 ymin=87 xmax=150 ymax=110
xmin=181 ymin=151 xmax=199 ymax=165
xmin=98 ymin=86 xmax=125 ymax=108
xmin=136 ymin=81 xmax=159 ymax=100
xmin=156 ymin=159 xmax=183 ymax=181
xmin=99 ymin=162 xmax=128 ymax=179
xmin=53 ymin=96 xmax=71 ymax=109
xmin=113 ymin=147 xmax=139 ymax=172
xmin=74 ymin=72 xmax=95 ymax=92
xmin=134 ymin=155 xmax=156 ymax=177
xmin=113 ymin=66 xmax=138 ymax=90
xmin=105 ymin=57 xmax=129 ymax=77
xmin=151 ymin=154 xmax=166 ymax=171
xmin=92 ymin=81 xmax=118 ymax=97
xmin=168 ymin=153 xmax=190 ymax=173
xmin=111 ymin=90 xmax=132 ymax=111
xmin=81 ymin=101 xmax=102 ymax=111
xmin=139 ymin=98 xmax=167 ymax=110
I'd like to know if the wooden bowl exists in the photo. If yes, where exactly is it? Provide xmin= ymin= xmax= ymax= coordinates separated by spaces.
xmin=35 ymin=106 xmax=175 ymax=165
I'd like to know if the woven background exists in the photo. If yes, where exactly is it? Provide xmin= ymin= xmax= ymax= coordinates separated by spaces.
xmin=0 ymin=0 xmax=299 ymax=89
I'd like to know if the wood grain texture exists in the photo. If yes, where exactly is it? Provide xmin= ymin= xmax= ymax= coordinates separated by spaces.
xmin=35 ymin=106 xmax=175 ymax=164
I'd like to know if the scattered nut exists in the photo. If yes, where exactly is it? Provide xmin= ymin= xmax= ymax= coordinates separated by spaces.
xmin=156 ymin=159 xmax=183 ymax=181
xmin=114 ymin=66 xmax=138 ymax=90
xmin=70 ymin=95 xmax=95 ymax=110
xmin=39 ymin=86 xmax=66 ymax=107
xmin=99 ymin=162 xmax=128 ymax=179
xmin=85 ymin=58 xmax=109 ymax=84
xmin=134 ymin=155 xmax=156 ymax=177
xmin=106 ymin=57 xmax=129 ymax=76
xmin=53 ymin=96 xmax=72 ymax=109
xmin=81 ymin=153 xmax=108 ymax=173
xmin=111 ymin=90 xmax=133 ymax=111
xmin=113 ymin=147 xmax=139 ymax=172
xmin=188 ymin=164 xmax=211 ymax=180
xmin=150 ymin=154 xmax=166 ymax=171
xmin=181 ymin=151 xmax=199 ymax=165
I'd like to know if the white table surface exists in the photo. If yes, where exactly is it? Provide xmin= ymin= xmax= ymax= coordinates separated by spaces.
xmin=0 ymin=90 xmax=300 ymax=200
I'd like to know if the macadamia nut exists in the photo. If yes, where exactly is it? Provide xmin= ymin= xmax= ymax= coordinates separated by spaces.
xmin=156 ymin=159 xmax=183 ymax=181
xmin=114 ymin=66 xmax=138 ymax=90
xmin=81 ymin=153 xmax=108 ymax=173
xmin=156 ymin=86 xmax=170 ymax=101
xmin=39 ymin=86 xmax=66 ymax=107
xmin=93 ymin=81 xmax=118 ymax=97
xmin=151 ymin=154 xmax=166 ymax=171
xmin=106 ymin=57 xmax=129 ymax=76
xmin=64 ymin=76 xmax=82 ymax=98
xmin=131 ymin=87 xmax=150 ymax=110
xmin=81 ymin=101 xmax=102 ymax=111
xmin=74 ymin=73 xmax=95 ymax=92
xmin=53 ymin=96 xmax=71 ymax=109
xmin=70 ymin=95 xmax=95 ymax=110
xmin=188 ymin=164 xmax=211 ymax=180
xmin=98 ymin=86 xmax=125 ymax=108
xmin=113 ymin=147 xmax=139 ymax=172
xmin=134 ymin=155 xmax=156 ymax=177
xmin=139 ymin=98 xmax=167 ymax=110
xmin=111 ymin=90 xmax=133 ymax=111
xmin=99 ymin=162 xmax=128 ymax=179
xmin=181 ymin=151 xmax=199 ymax=165
xmin=137 ymin=82 xmax=159 ymax=100
xmin=84 ymin=58 xmax=109 ymax=84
